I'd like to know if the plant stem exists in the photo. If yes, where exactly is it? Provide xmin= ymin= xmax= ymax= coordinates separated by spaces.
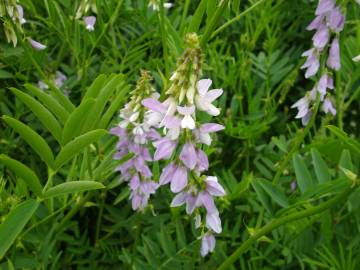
xmin=217 ymin=182 xmax=355 ymax=270
xmin=159 ymin=0 xmax=170 ymax=77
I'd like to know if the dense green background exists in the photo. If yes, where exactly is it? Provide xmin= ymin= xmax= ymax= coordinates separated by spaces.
xmin=0 ymin=0 xmax=360 ymax=269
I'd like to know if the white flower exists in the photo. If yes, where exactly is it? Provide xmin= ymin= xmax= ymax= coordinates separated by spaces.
xmin=83 ymin=16 xmax=96 ymax=32
xmin=29 ymin=39 xmax=47 ymax=50
xmin=177 ymin=105 xmax=195 ymax=129
xmin=353 ymin=55 xmax=360 ymax=62
xmin=195 ymin=79 xmax=223 ymax=116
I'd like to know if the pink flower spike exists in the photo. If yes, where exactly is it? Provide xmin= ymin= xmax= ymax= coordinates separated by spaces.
xmin=83 ymin=16 xmax=96 ymax=31
xmin=29 ymin=39 xmax=46 ymax=50
xmin=177 ymin=105 xmax=196 ymax=129
xmin=315 ymin=0 xmax=335 ymax=15
xmin=198 ymin=79 xmax=212 ymax=95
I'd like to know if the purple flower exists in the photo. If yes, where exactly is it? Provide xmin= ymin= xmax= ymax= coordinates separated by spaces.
xmin=193 ymin=123 xmax=224 ymax=146
xmin=301 ymin=49 xmax=320 ymax=78
xmin=206 ymin=211 xmax=222 ymax=233
xmin=153 ymin=138 xmax=177 ymax=160
xmin=315 ymin=0 xmax=335 ymax=15
xmin=159 ymin=162 xmax=177 ymax=185
xmin=29 ymin=39 xmax=47 ymax=50
xmin=327 ymin=38 xmax=340 ymax=71
xmin=195 ymin=79 xmax=223 ymax=116
xmin=327 ymin=7 xmax=344 ymax=32
xmin=322 ymin=97 xmax=336 ymax=115
xmin=306 ymin=15 xmax=324 ymax=31
xmin=83 ymin=16 xmax=96 ymax=31
xmin=196 ymin=149 xmax=209 ymax=172
xmin=317 ymin=73 xmax=334 ymax=100
xmin=170 ymin=166 xmax=188 ymax=193
xmin=312 ymin=24 xmax=330 ymax=49
xmin=205 ymin=176 xmax=226 ymax=196
xmin=179 ymin=143 xmax=197 ymax=169
xmin=200 ymin=233 xmax=216 ymax=257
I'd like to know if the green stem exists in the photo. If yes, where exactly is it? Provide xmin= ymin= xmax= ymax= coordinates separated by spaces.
xmin=210 ymin=0 xmax=268 ymax=41
xmin=200 ymin=0 xmax=229 ymax=47
xmin=335 ymin=71 xmax=343 ymax=130
xmin=217 ymin=183 xmax=355 ymax=270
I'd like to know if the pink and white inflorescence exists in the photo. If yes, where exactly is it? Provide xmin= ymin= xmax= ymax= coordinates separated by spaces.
xmin=110 ymin=71 xmax=160 ymax=211
xmin=142 ymin=33 xmax=226 ymax=257
xmin=292 ymin=0 xmax=345 ymax=125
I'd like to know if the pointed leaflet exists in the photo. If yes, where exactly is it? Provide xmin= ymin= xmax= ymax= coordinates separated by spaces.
xmin=339 ymin=149 xmax=354 ymax=179
xmin=0 ymin=155 xmax=43 ymax=197
xmin=83 ymin=74 xmax=108 ymax=100
xmin=10 ymin=88 xmax=62 ymax=143
xmin=62 ymin=98 xmax=96 ymax=144
xmin=292 ymin=153 xmax=313 ymax=193
xmin=3 ymin=116 xmax=54 ymax=169
xmin=255 ymin=178 xmax=289 ymax=208
xmin=43 ymin=181 xmax=104 ymax=198
xmin=0 ymin=199 xmax=39 ymax=259
xmin=24 ymin=84 xmax=69 ymax=124
xmin=311 ymin=148 xmax=331 ymax=183
xmin=251 ymin=179 xmax=273 ymax=215
xmin=54 ymin=129 xmax=107 ymax=170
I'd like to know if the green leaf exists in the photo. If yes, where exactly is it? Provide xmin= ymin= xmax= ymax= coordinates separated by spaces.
xmin=254 ymin=178 xmax=289 ymax=208
xmin=10 ymin=88 xmax=62 ymax=143
xmin=3 ymin=116 xmax=54 ymax=168
xmin=0 ymin=199 xmax=39 ymax=259
xmin=188 ymin=0 xmax=207 ymax=33
xmin=292 ymin=153 xmax=313 ymax=193
xmin=311 ymin=148 xmax=330 ymax=183
xmin=43 ymin=181 xmax=105 ymax=198
xmin=0 ymin=69 xmax=13 ymax=79
xmin=82 ymin=74 xmax=123 ymax=131
xmin=62 ymin=98 xmax=96 ymax=144
xmin=83 ymin=74 xmax=107 ymax=100
xmin=251 ymin=178 xmax=273 ymax=215
xmin=300 ymin=178 xmax=351 ymax=200
xmin=327 ymin=125 xmax=360 ymax=155
xmin=24 ymin=84 xmax=69 ymax=124
xmin=54 ymin=129 xmax=107 ymax=170
xmin=339 ymin=150 xmax=354 ymax=179
xmin=99 ymin=86 xmax=128 ymax=129
xmin=0 ymin=155 xmax=43 ymax=197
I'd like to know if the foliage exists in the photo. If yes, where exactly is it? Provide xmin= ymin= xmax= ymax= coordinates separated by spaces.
xmin=0 ymin=0 xmax=360 ymax=269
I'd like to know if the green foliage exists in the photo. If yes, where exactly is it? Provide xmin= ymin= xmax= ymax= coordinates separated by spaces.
xmin=0 ymin=0 xmax=359 ymax=269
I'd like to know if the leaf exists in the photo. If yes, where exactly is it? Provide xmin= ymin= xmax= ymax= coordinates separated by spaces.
xmin=0 ymin=155 xmax=43 ymax=197
xmin=54 ymin=129 xmax=107 ymax=170
xmin=82 ymin=75 xmax=123 ymax=131
xmin=299 ymin=178 xmax=351 ymax=200
xmin=83 ymin=74 xmax=107 ymax=100
xmin=42 ymin=181 xmax=105 ymax=198
xmin=62 ymin=98 xmax=96 ymax=144
xmin=339 ymin=150 xmax=354 ymax=179
xmin=24 ymin=84 xmax=69 ymax=124
xmin=254 ymin=178 xmax=289 ymax=208
xmin=251 ymin=178 xmax=273 ymax=215
xmin=327 ymin=125 xmax=360 ymax=155
xmin=10 ymin=88 xmax=62 ymax=143
xmin=292 ymin=153 xmax=313 ymax=193
xmin=0 ymin=69 xmax=13 ymax=79
xmin=99 ymin=86 xmax=128 ymax=129
xmin=311 ymin=148 xmax=330 ymax=184
xmin=3 ymin=116 xmax=54 ymax=168
xmin=188 ymin=0 xmax=207 ymax=33
xmin=0 ymin=199 xmax=39 ymax=259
